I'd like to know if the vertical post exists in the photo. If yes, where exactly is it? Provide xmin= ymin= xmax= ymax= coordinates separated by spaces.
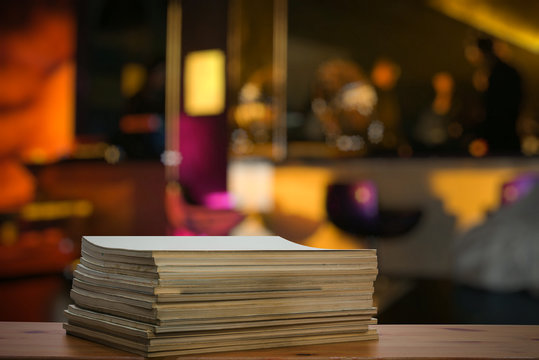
xmin=272 ymin=0 xmax=288 ymax=162
xmin=227 ymin=0 xmax=242 ymax=109
xmin=165 ymin=0 xmax=182 ymax=182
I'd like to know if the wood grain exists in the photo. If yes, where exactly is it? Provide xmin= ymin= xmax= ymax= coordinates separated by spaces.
xmin=1 ymin=322 xmax=538 ymax=359
xmin=0 ymin=322 xmax=142 ymax=359
xmin=191 ymin=324 xmax=539 ymax=360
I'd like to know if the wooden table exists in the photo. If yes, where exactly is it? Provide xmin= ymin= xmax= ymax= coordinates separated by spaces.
xmin=0 ymin=322 xmax=538 ymax=359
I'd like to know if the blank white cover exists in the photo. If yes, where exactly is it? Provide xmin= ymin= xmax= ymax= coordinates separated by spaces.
xmin=83 ymin=236 xmax=325 ymax=252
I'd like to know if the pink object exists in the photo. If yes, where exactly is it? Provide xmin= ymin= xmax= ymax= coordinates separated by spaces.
xmin=353 ymin=180 xmax=379 ymax=220
xmin=203 ymin=191 xmax=235 ymax=210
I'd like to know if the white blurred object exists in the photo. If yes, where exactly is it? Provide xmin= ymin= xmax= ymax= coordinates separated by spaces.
xmin=228 ymin=159 xmax=274 ymax=213
xmin=339 ymin=81 xmax=378 ymax=116
xmin=453 ymin=183 xmax=539 ymax=295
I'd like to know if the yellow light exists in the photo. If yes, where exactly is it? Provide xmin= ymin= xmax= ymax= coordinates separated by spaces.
xmin=184 ymin=49 xmax=225 ymax=116
xmin=429 ymin=169 xmax=515 ymax=231
xmin=430 ymin=0 xmax=539 ymax=53
xmin=72 ymin=200 xmax=94 ymax=217
xmin=121 ymin=63 xmax=147 ymax=98
xmin=469 ymin=138 xmax=488 ymax=157
xmin=72 ymin=142 xmax=108 ymax=159
xmin=522 ymin=136 xmax=539 ymax=156
xmin=234 ymin=102 xmax=269 ymax=128
xmin=25 ymin=148 xmax=49 ymax=164
xmin=20 ymin=200 xmax=94 ymax=221
xmin=0 ymin=222 xmax=18 ymax=246
xmin=303 ymin=223 xmax=363 ymax=250
xmin=273 ymin=167 xmax=333 ymax=221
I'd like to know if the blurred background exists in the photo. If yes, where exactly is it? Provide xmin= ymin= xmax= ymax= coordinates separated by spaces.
xmin=1 ymin=0 xmax=539 ymax=324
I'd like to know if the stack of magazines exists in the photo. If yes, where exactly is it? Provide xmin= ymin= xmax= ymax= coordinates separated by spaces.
xmin=64 ymin=236 xmax=378 ymax=357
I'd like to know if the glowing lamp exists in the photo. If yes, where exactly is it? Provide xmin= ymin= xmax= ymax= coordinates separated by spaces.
xmin=469 ymin=138 xmax=488 ymax=157
xmin=353 ymin=181 xmax=378 ymax=220
xmin=184 ymin=49 xmax=225 ymax=116
xmin=501 ymin=174 xmax=539 ymax=206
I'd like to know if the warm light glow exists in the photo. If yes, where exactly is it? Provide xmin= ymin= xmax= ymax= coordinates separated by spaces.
xmin=239 ymin=83 xmax=261 ymax=103
xmin=272 ymin=166 xmax=332 ymax=221
xmin=230 ymin=129 xmax=254 ymax=155
xmin=302 ymin=223 xmax=363 ymax=249
xmin=228 ymin=160 xmax=275 ymax=213
xmin=184 ymin=49 xmax=225 ymax=116
xmin=469 ymin=138 xmax=489 ymax=157
xmin=121 ymin=63 xmax=146 ymax=98
xmin=0 ymin=5 xmax=75 ymax=166
xmin=430 ymin=0 xmax=539 ymax=53
xmin=522 ymin=136 xmax=539 ymax=156
xmin=371 ymin=59 xmax=401 ymax=91
xmin=340 ymin=82 xmax=377 ymax=116
xmin=336 ymin=135 xmax=364 ymax=152
xmin=230 ymin=161 xmax=537 ymax=248
xmin=432 ymin=72 xmax=454 ymax=95
xmin=20 ymin=62 xmax=76 ymax=164
xmin=21 ymin=200 xmax=94 ymax=221
xmin=355 ymin=186 xmax=372 ymax=204
xmin=72 ymin=142 xmax=108 ymax=159
xmin=431 ymin=72 xmax=454 ymax=116
xmin=234 ymin=102 xmax=271 ymax=128
xmin=0 ymin=222 xmax=18 ymax=246
xmin=429 ymin=169 xmax=516 ymax=231
xmin=104 ymin=145 xmax=121 ymax=164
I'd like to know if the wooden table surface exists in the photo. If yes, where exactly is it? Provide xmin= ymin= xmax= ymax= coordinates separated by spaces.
xmin=0 ymin=322 xmax=538 ymax=359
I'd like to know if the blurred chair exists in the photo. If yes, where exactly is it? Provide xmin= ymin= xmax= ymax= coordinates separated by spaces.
xmin=165 ymin=182 xmax=244 ymax=236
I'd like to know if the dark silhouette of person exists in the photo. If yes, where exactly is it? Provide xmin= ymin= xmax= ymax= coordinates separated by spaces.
xmin=476 ymin=37 xmax=523 ymax=154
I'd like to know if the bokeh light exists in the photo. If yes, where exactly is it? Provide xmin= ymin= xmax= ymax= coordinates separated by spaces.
xmin=469 ymin=138 xmax=489 ymax=157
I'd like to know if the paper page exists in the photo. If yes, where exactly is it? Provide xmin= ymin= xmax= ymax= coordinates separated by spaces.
xmin=83 ymin=236 xmax=325 ymax=251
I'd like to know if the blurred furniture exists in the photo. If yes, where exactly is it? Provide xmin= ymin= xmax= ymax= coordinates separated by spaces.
xmin=0 ymin=275 xmax=71 ymax=322
xmin=0 ymin=228 xmax=78 ymax=278
xmin=1 ymin=161 xmax=167 ymax=279
xmin=165 ymin=182 xmax=244 ymax=236
xmin=1 ymin=323 xmax=538 ymax=359
xmin=326 ymin=181 xmax=422 ymax=239
xmin=0 ymin=200 xmax=92 ymax=278
xmin=36 ymin=161 xmax=167 ymax=236
xmin=325 ymin=180 xmax=422 ymax=309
